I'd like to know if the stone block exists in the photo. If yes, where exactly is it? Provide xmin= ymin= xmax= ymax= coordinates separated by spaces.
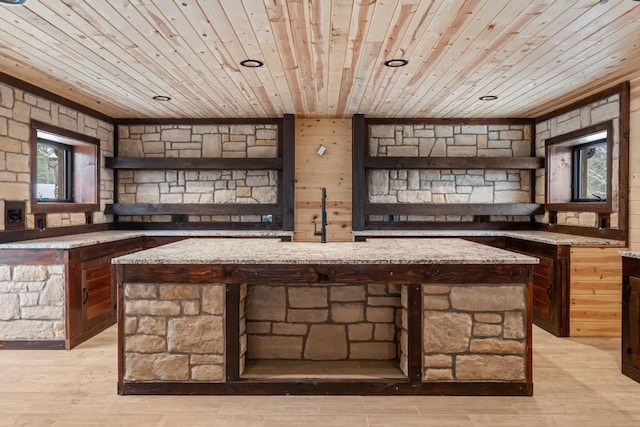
xmin=191 ymin=365 xmax=224 ymax=381
xmin=349 ymin=342 xmax=397 ymax=360
xmin=125 ymin=354 xmax=189 ymax=381
xmin=469 ymin=186 xmax=494 ymax=203
xmin=137 ymin=316 xmax=167 ymax=335
xmin=126 ymin=300 xmax=181 ymax=316
xmin=424 ymin=354 xmax=453 ymax=368
xmin=125 ymin=335 xmax=166 ymax=353
xmin=288 ymin=309 xmax=328 ymax=322
xmin=470 ymin=338 xmax=525 ymax=355
xmin=368 ymin=296 xmax=401 ymax=307
xmin=424 ymin=312 xmax=472 ymax=353
xmin=272 ymin=322 xmax=308 ymax=335
xmin=159 ymin=284 xmax=200 ymax=300
xmin=202 ymin=285 xmax=225 ymax=315
xmin=473 ymin=323 xmax=502 ymax=337
xmin=247 ymin=286 xmax=286 ymax=321
xmin=247 ymin=146 xmax=277 ymax=158
xmin=136 ymin=184 xmax=160 ymax=203
xmin=424 ymin=368 xmax=454 ymax=381
xmin=21 ymin=306 xmax=63 ymax=320
xmin=0 ymin=319 xmax=54 ymax=339
xmin=167 ymin=316 xmax=224 ymax=354
xmin=251 ymin=186 xmax=277 ymax=203
xmin=304 ymin=325 xmax=348 ymax=360
xmin=423 ymin=295 xmax=450 ymax=310
xmin=453 ymin=134 xmax=477 ymax=146
xmin=125 ymin=284 xmax=157 ymax=299
xmin=124 ymin=317 xmax=137 ymax=334
xmin=331 ymin=303 xmax=364 ymax=323
xmin=12 ymin=265 xmax=48 ymax=281
xmin=366 ymin=307 xmax=394 ymax=323
xmin=504 ymin=312 xmax=525 ymax=339
xmin=0 ymin=294 xmax=19 ymax=320
xmin=331 ymin=286 xmax=365 ymax=302
xmin=447 ymin=145 xmax=476 ymax=157
xmin=456 ymin=355 xmax=525 ymax=380
xmin=348 ymin=323 xmax=373 ymax=341
xmin=0 ymin=266 xmax=11 ymax=281
xmin=424 ymin=285 xmax=450 ymax=295
xmin=19 ymin=292 xmax=39 ymax=307
xmin=161 ymin=128 xmax=191 ymax=142
xmin=367 ymin=284 xmax=388 ymax=295
xmin=369 ymin=171 xmax=389 ymax=195
xmin=450 ymin=286 xmax=525 ymax=311
xmin=387 ymin=146 xmax=418 ymax=156
xmin=246 ymin=321 xmax=271 ymax=334
xmin=134 ymin=171 xmax=165 ymax=183
xmin=190 ymin=354 xmax=224 ymax=365
xmin=39 ymin=275 xmax=64 ymax=306
xmin=370 ymin=125 xmax=394 ymax=138
xmin=474 ymin=313 xmax=502 ymax=323
xmin=247 ymin=335 xmax=302 ymax=359
xmin=374 ymin=323 xmax=396 ymax=341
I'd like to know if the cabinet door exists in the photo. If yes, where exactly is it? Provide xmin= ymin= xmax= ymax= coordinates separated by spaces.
xmin=531 ymin=256 xmax=557 ymax=332
xmin=80 ymin=254 xmax=115 ymax=332
xmin=623 ymin=276 xmax=640 ymax=381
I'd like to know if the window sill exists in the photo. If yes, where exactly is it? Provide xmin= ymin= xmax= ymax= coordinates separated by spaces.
xmin=545 ymin=202 xmax=612 ymax=213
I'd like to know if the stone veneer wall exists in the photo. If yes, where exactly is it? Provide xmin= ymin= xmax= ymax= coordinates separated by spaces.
xmin=117 ymin=124 xmax=278 ymax=223
xmin=0 ymin=82 xmax=114 ymax=230
xmin=536 ymin=94 xmax=621 ymax=228
xmin=0 ymin=264 xmax=65 ymax=340
xmin=422 ymin=284 xmax=526 ymax=382
xmin=123 ymin=283 xmax=225 ymax=382
xmin=368 ymin=124 xmax=532 ymax=222
xmin=245 ymin=284 xmax=401 ymax=360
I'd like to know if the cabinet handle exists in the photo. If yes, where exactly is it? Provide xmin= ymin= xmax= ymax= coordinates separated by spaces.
xmin=82 ymin=288 xmax=89 ymax=305
xmin=546 ymin=283 xmax=553 ymax=300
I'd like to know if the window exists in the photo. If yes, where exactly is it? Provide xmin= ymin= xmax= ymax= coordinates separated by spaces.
xmin=572 ymin=140 xmax=607 ymax=202
xmin=30 ymin=121 xmax=100 ymax=214
xmin=36 ymin=140 xmax=72 ymax=202
xmin=545 ymin=121 xmax=612 ymax=212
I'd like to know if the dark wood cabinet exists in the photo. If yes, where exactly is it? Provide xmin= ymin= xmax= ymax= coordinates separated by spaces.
xmin=67 ymin=239 xmax=143 ymax=348
xmin=622 ymin=257 xmax=640 ymax=382
xmin=503 ymin=239 xmax=570 ymax=337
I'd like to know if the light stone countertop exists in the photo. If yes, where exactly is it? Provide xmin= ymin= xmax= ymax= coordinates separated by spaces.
xmin=620 ymin=251 xmax=640 ymax=259
xmin=354 ymin=230 xmax=625 ymax=247
xmin=0 ymin=230 xmax=294 ymax=250
xmin=112 ymin=238 xmax=539 ymax=265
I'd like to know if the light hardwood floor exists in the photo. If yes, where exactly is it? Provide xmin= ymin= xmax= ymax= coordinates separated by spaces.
xmin=0 ymin=326 xmax=639 ymax=427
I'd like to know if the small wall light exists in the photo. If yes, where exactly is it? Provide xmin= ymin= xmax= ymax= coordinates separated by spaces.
xmin=384 ymin=59 xmax=408 ymax=68
xmin=240 ymin=59 xmax=264 ymax=68
xmin=316 ymin=145 xmax=327 ymax=156
xmin=152 ymin=95 xmax=172 ymax=101
xmin=479 ymin=95 xmax=498 ymax=101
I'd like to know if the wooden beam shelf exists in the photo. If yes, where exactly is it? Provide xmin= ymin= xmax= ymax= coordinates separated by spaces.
xmin=104 ymin=157 xmax=283 ymax=170
xmin=365 ymin=203 xmax=544 ymax=216
xmin=105 ymin=203 xmax=282 ymax=216
xmin=364 ymin=157 xmax=543 ymax=170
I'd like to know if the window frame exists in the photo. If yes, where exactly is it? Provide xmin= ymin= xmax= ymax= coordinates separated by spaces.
xmin=545 ymin=121 xmax=613 ymax=213
xmin=36 ymin=139 xmax=74 ymax=203
xmin=571 ymin=139 xmax=607 ymax=203
xmin=30 ymin=121 xmax=100 ymax=214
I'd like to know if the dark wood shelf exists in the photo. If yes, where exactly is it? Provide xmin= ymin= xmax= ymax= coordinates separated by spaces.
xmin=364 ymin=157 xmax=543 ymax=170
xmin=104 ymin=157 xmax=283 ymax=170
xmin=105 ymin=203 xmax=282 ymax=216
xmin=365 ymin=203 xmax=544 ymax=216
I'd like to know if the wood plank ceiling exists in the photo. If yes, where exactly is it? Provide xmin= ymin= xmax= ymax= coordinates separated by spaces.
xmin=0 ymin=0 xmax=638 ymax=119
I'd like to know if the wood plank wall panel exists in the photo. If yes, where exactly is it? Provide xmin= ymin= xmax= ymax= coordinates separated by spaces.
xmin=569 ymin=247 xmax=625 ymax=337
xmin=628 ymin=77 xmax=640 ymax=249
xmin=294 ymin=119 xmax=352 ymax=242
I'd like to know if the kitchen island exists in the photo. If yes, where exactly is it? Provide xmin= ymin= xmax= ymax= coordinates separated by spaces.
xmin=114 ymin=238 xmax=537 ymax=395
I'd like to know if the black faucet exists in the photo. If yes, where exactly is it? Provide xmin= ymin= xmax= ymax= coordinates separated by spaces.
xmin=314 ymin=187 xmax=327 ymax=243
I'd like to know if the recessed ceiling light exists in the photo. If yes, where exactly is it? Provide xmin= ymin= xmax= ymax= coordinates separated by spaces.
xmin=152 ymin=95 xmax=172 ymax=101
xmin=240 ymin=59 xmax=264 ymax=68
xmin=384 ymin=59 xmax=408 ymax=68
xmin=0 ymin=0 xmax=26 ymax=4
xmin=479 ymin=95 xmax=498 ymax=101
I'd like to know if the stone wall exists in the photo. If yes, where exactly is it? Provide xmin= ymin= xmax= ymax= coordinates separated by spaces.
xmin=422 ymin=284 xmax=527 ymax=382
xmin=0 ymin=264 xmax=65 ymax=340
xmin=245 ymin=284 xmax=402 ymax=360
xmin=367 ymin=124 xmax=533 ymax=222
xmin=123 ymin=283 xmax=225 ymax=382
xmin=536 ymin=94 xmax=621 ymax=228
xmin=117 ymin=124 xmax=279 ymax=223
xmin=0 ymin=82 xmax=114 ymax=230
